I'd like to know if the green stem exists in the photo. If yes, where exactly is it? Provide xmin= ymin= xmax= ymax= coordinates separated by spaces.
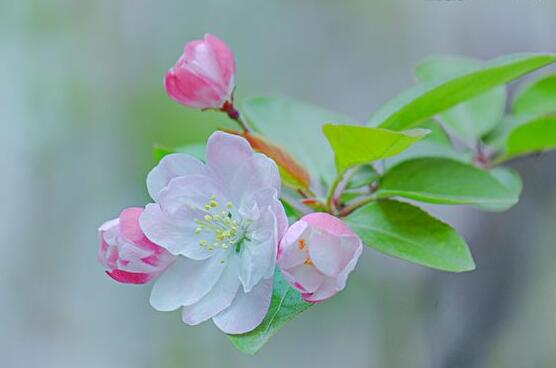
xmin=326 ymin=174 xmax=344 ymax=215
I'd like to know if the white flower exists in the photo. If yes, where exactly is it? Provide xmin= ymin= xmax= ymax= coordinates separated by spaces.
xmin=140 ymin=131 xmax=288 ymax=334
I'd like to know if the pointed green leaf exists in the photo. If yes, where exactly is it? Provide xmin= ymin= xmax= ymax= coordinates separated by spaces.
xmin=378 ymin=158 xmax=519 ymax=208
xmin=370 ymin=53 xmax=556 ymax=130
xmin=415 ymin=56 xmax=506 ymax=143
xmin=323 ymin=124 xmax=429 ymax=173
xmin=345 ymin=200 xmax=475 ymax=272
xmin=513 ymin=74 xmax=556 ymax=117
xmin=346 ymin=165 xmax=380 ymax=190
xmin=228 ymin=270 xmax=312 ymax=355
xmin=240 ymin=96 xmax=355 ymax=186
xmin=505 ymin=115 xmax=556 ymax=158
xmin=385 ymin=120 xmax=461 ymax=167
xmin=476 ymin=167 xmax=523 ymax=212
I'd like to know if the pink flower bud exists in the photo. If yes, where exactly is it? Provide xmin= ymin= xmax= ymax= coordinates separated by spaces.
xmin=277 ymin=213 xmax=363 ymax=303
xmin=165 ymin=33 xmax=236 ymax=110
xmin=98 ymin=207 xmax=174 ymax=284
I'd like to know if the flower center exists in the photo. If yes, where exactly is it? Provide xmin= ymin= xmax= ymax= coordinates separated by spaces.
xmin=194 ymin=195 xmax=249 ymax=252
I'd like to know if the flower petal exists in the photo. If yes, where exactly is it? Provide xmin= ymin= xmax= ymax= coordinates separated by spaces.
xmin=204 ymin=33 xmax=235 ymax=92
xmin=212 ymin=277 xmax=273 ymax=334
xmin=146 ymin=153 xmax=208 ymax=201
xmin=308 ymin=229 xmax=345 ymax=278
xmin=302 ymin=277 xmax=338 ymax=303
xmin=206 ymin=132 xmax=253 ymax=185
xmin=150 ymin=254 xmax=226 ymax=311
xmin=229 ymin=154 xmax=281 ymax=205
xmin=157 ymin=175 xmax=227 ymax=218
xmin=336 ymin=236 xmax=363 ymax=290
xmin=140 ymin=203 xmax=212 ymax=260
xmin=181 ymin=257 xmax=240 ymax=325
xmin=283 ymin=263 xmax=324 ymax=293
xmin=238 ymin=207 xmax=277 ymax=292
xmin=277 ymin=220 xmax=309 ymax=269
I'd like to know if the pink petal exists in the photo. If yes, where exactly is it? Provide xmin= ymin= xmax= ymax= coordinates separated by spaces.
xmin=204 ymin=33 xmax=235 ymax=93
xmin=303 ymin=212 xmax=356 ymax=237
xmin=277 ymin=220 xmax=309 ymax=269
xmin=308 ymin=229 xmax=345 ymax=277
xmin=336 ymin=236 xmax=363 ymax=290
xmin=106 ymin=270 xmax=153 ymax=284
xmin=165 ymin=68 xmax=224 ymax=109
xmin=119 ymin=207 xmax=160 ymax=251
xmin=302 ymin=278 xmax=338 ymax=303
xmin=213 ymin=277 xmax=273 ymax=334
xmin=286 ymin=263 xmax=325 ymax=293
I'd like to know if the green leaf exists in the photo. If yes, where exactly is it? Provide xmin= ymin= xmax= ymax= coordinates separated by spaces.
xmin=228 ymin=270 xmax=311 ymax=355
xmin=385 ymin=120 xmax=462 ymax=167
xmin=345 ymin=200 xmax=475 ymax=272
xmin=477 ymin=167 xmax=523 ymax=212
xmin=323 ymin=124 xmax=430 ymax=173
xmin=378 ymin=158 xmax=519 ymax=208
xmin=415 ymin=56 xmax=506 ymax=143
xmin=513 ymin=74 xmax=556 ymax=117
xmin=505 ymin=115 xmax=556 ymax=158
xmin=370 ymin=53 xmax=556 ymax=130
xmin=152 ymin=143 xmax=206 ymax=163
xmin=240 ymin=96 xmax=355 ymax=187
xmin=346 ymin=165 xmax=380 ymax=190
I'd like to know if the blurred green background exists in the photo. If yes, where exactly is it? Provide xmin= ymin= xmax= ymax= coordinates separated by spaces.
xmin=2 ymin=1 xmax=556 ymax=367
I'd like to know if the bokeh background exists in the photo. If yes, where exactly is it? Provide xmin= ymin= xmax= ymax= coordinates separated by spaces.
xmin=2 ymin=1 xmax=556 ymax=367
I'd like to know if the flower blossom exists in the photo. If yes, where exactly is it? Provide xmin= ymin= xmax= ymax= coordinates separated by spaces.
xmin=98 ymin=207 xmax=174 ymax=284
xmin=277 ymin=213 xmax=362 ymax=303
xmin=165 ymin=34 xmax=236 ymax=110
xmin=140 ymin=131 xmax=288 ymax=334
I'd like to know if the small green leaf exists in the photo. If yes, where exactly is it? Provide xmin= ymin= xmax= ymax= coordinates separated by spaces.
xmin=513 ymin=74 xmax=556 ymax=117
xmin=477 ymin=167 xmax=523 ymax=212
xmin=152 ymin=143 xmax=206 ymax=163
xmin=228 ymin=270 xmax=311 ymax=355
xmin=505 ymin=115 xmax=556 ymax=158
xmin=240 ymin=96 xmax=355 ymax=186
xmin=345 ymin=200 xmax=475 ymax=272
xmin=415 ymin=56 xmax=506 ymax=143
xmin=323 ymin=124 xmax=429 ymax=173
xmin=370 ymin=53 xmax=556 ymax=130
xmin=386 ymin=120 xmax=461 ymax=167
xmin=378 ymin=158 xmax=519 ymax=208
xmin=346 ymin=165 xmax=380 ymax=190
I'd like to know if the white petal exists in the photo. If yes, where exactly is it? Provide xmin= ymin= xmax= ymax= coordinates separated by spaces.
xmin=212 ymin=277 xmax=273 ymax=334
xmin=140 ymin=203 xmax=212 ymax=260
xmin=238 ymin=207 xmax=277 ymax=292
xmin=229 ymin=154 xmax=281 ymax=205
xmin=181 ymin=257 xmax=240 ymax=325
xmin=146 ymin=153 xmax=208 ymax=201
xmin=149 ymin=254 xmax=226 ymax=311
xmin=250 ymin=188 xmax=288 ymax=241
xmin=206 ymin=131 xmax=253 ymax=184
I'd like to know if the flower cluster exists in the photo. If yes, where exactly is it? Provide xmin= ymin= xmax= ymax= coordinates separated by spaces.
xmin=98 ymin=34 xmax=362 ymax=334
